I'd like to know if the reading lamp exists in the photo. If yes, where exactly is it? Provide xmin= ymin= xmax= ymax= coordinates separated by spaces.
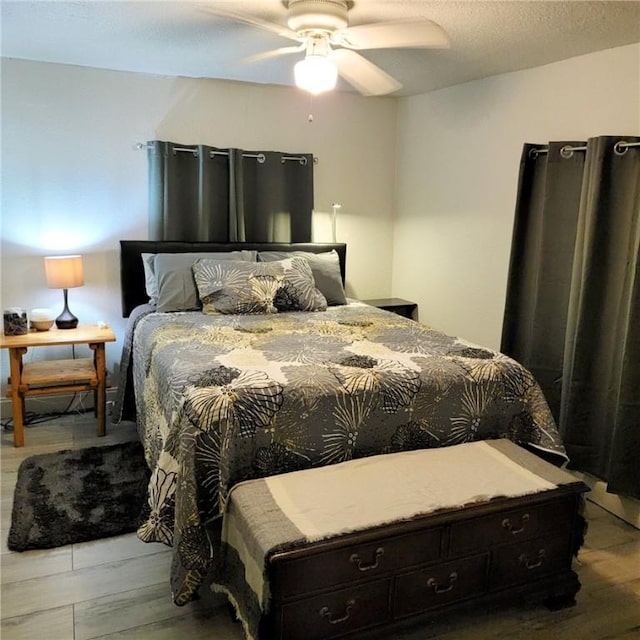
xmin=331 ymin=202 xmax=341 ymax=242
xmin=44 ymin=255 xmax=84 ymax=329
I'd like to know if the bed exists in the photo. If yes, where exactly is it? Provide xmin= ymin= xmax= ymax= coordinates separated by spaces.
xmin=114 ymin=240 xmax=567 ymax=606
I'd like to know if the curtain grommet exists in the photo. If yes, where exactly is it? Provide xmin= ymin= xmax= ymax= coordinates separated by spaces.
xmin=560 ymin=145 xmax=574 ymax=159
xmin=614 ymin=141 xmax=629 ymax=156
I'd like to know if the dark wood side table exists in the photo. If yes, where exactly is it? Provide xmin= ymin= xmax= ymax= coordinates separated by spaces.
xmin=0 ymin=325 xmax=116 ymax=447
xmin=363 ymin=298 xmax=418 ymax=319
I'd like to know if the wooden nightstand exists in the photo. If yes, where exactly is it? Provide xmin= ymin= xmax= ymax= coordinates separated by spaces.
xmin=363 ymin=298 xmax=418 ymax=319
xmin=0 ymin=324 xmax=116 ymax=447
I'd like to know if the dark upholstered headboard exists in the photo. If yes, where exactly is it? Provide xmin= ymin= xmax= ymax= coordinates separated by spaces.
xmin=119 ymin=240 xmax=347 ymax=317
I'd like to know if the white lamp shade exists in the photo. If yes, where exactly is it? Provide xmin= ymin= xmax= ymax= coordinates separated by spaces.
xmin=44 ymin=255 xmax=84 ymax=289
xmin=294 ymin=55 xmax=338 ymax=95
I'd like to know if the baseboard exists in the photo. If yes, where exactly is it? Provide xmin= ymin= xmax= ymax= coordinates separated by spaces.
xmin=570 ymin=470 xmax=640 ymax=529
xmin=0 ymin=387 xmax=118 ymax=421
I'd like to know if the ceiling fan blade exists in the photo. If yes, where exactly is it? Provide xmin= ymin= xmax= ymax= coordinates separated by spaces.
xmin=241 ymin=44 xmax=306 ymax=65
xmin=335 ymin=20 xmax=450 ymax=50
xmin=331 ymin=49 xmax=402 ymax=96
xmin=199 ymin=6 xmax=300 ymax=42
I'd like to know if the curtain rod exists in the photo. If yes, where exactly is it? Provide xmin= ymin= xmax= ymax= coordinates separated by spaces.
xmin=529 ymin=140 xmax=640 ymax=160
xmin=133 ymin=142 xmax=316 ymax=164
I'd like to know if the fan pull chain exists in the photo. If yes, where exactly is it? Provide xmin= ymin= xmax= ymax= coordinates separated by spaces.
xmin=308 ymin=94 xmax=314 ymax=123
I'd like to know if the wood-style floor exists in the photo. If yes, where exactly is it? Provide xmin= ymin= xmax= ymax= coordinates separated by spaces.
xmin=1 ymin=414 xmax=639 ymax=640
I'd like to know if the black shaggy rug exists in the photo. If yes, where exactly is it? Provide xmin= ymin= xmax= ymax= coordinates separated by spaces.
xmin=8 ymin=440 xmax=150 ymax=551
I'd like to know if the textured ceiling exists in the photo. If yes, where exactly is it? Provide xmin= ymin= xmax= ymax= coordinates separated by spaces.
xmin=2 ymin=1 xmax=639 ymax=96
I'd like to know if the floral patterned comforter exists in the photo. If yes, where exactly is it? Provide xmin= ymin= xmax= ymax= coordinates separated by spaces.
xmin=129 ymin=301 xmax=566 ymax=604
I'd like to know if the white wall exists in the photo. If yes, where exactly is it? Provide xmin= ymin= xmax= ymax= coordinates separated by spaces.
xmin=2 ymin=44 xmax=639 ymax=398
xmin=0 ymin=59 xmax=398 ymax=390
xmin=393 ymin=43 xmax=640 ymax=350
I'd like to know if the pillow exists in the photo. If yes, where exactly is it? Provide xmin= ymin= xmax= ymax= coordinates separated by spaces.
xmin=193 ymin=257 xmax=327 ymax=315
xmin=258 ymin=250 xmax=346 ymax=305
xmin=152 ymin=251 xmax=257 ymax=312
xmin=141 ymin=253 xmax=159 ymax=304
xmin=143 ymin=251 xmax=242 ymax=307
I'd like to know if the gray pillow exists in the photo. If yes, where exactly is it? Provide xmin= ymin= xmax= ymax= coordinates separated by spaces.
xmin=153 ymin=251 xmax=257 ymax=312
xmin=141 ymin=253 xmax=159 ymax=304
xmin=257 ymin=250 xmax=346 ymax=305
xmin=193 ymin=256 xmax=327 ymax=315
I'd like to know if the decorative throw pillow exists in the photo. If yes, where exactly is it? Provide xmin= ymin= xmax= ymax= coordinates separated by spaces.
xmin=150 ymin=251 xmax=257 ymax=312
xmin=257 ymin=250 xmax=347 ymax=305
xmin=193 ymin=257 xmax=327 ymax=315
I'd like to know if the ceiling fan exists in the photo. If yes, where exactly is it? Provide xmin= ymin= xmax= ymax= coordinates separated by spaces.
xmin=205 ymin=0 xmax=450 ymax=96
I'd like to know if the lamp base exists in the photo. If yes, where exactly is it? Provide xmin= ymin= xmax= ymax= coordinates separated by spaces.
xmin=56 ymin=289 xmax=79 ymax=330
xmin=55 ymin=315 xmax=78 ymax=330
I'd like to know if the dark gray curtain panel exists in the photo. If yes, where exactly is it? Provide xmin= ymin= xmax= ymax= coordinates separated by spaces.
xmin=502 ymin=136 xmax=640 ymax=499
xmin=233 ymin=149 xmax=314 ymax=242
xmin=501 ymin=141 xmax=586 ymax=420
xmin=148 ymin=142 xmax=230 ymax=241
xmin=147 ymin=141 xmax=314 ymax=242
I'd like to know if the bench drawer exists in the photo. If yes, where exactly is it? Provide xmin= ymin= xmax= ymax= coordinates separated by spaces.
xmin=394 ymin=553 xmax=488 ymax=618
xmin=450 ymin=498 xmax=574 ymax=554
xmin=490 ymin=535 xmax=572 ymax=590
xmin=275 ymin=526 xmax=442 ymax=599
xmin=278 ymin=579 xmax=391 ymax=640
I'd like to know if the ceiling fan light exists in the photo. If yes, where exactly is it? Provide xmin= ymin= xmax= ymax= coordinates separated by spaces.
xmin=294 ymin=55 xmax=337 ymax=94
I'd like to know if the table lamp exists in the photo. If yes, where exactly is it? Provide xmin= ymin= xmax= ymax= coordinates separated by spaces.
xmin=44 ymin=255 xmax=84 ymax=329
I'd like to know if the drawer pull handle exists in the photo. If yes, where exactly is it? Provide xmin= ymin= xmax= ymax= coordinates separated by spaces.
xmin=502 ymin=513 xmax=530 ymax=534
xmin=519 ymin=549 xmax=546 ymax=570
xmin=427 ymin=571 xmax=458 ymax=594
xmin=319 ymin=599 xmax=355 ymax=625
xmin=350 ymin=547 xmax=384 ymax=572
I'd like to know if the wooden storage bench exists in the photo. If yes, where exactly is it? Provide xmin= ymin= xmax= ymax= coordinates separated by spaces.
xmin=213 ymin=440 xmax=588 ymax=640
